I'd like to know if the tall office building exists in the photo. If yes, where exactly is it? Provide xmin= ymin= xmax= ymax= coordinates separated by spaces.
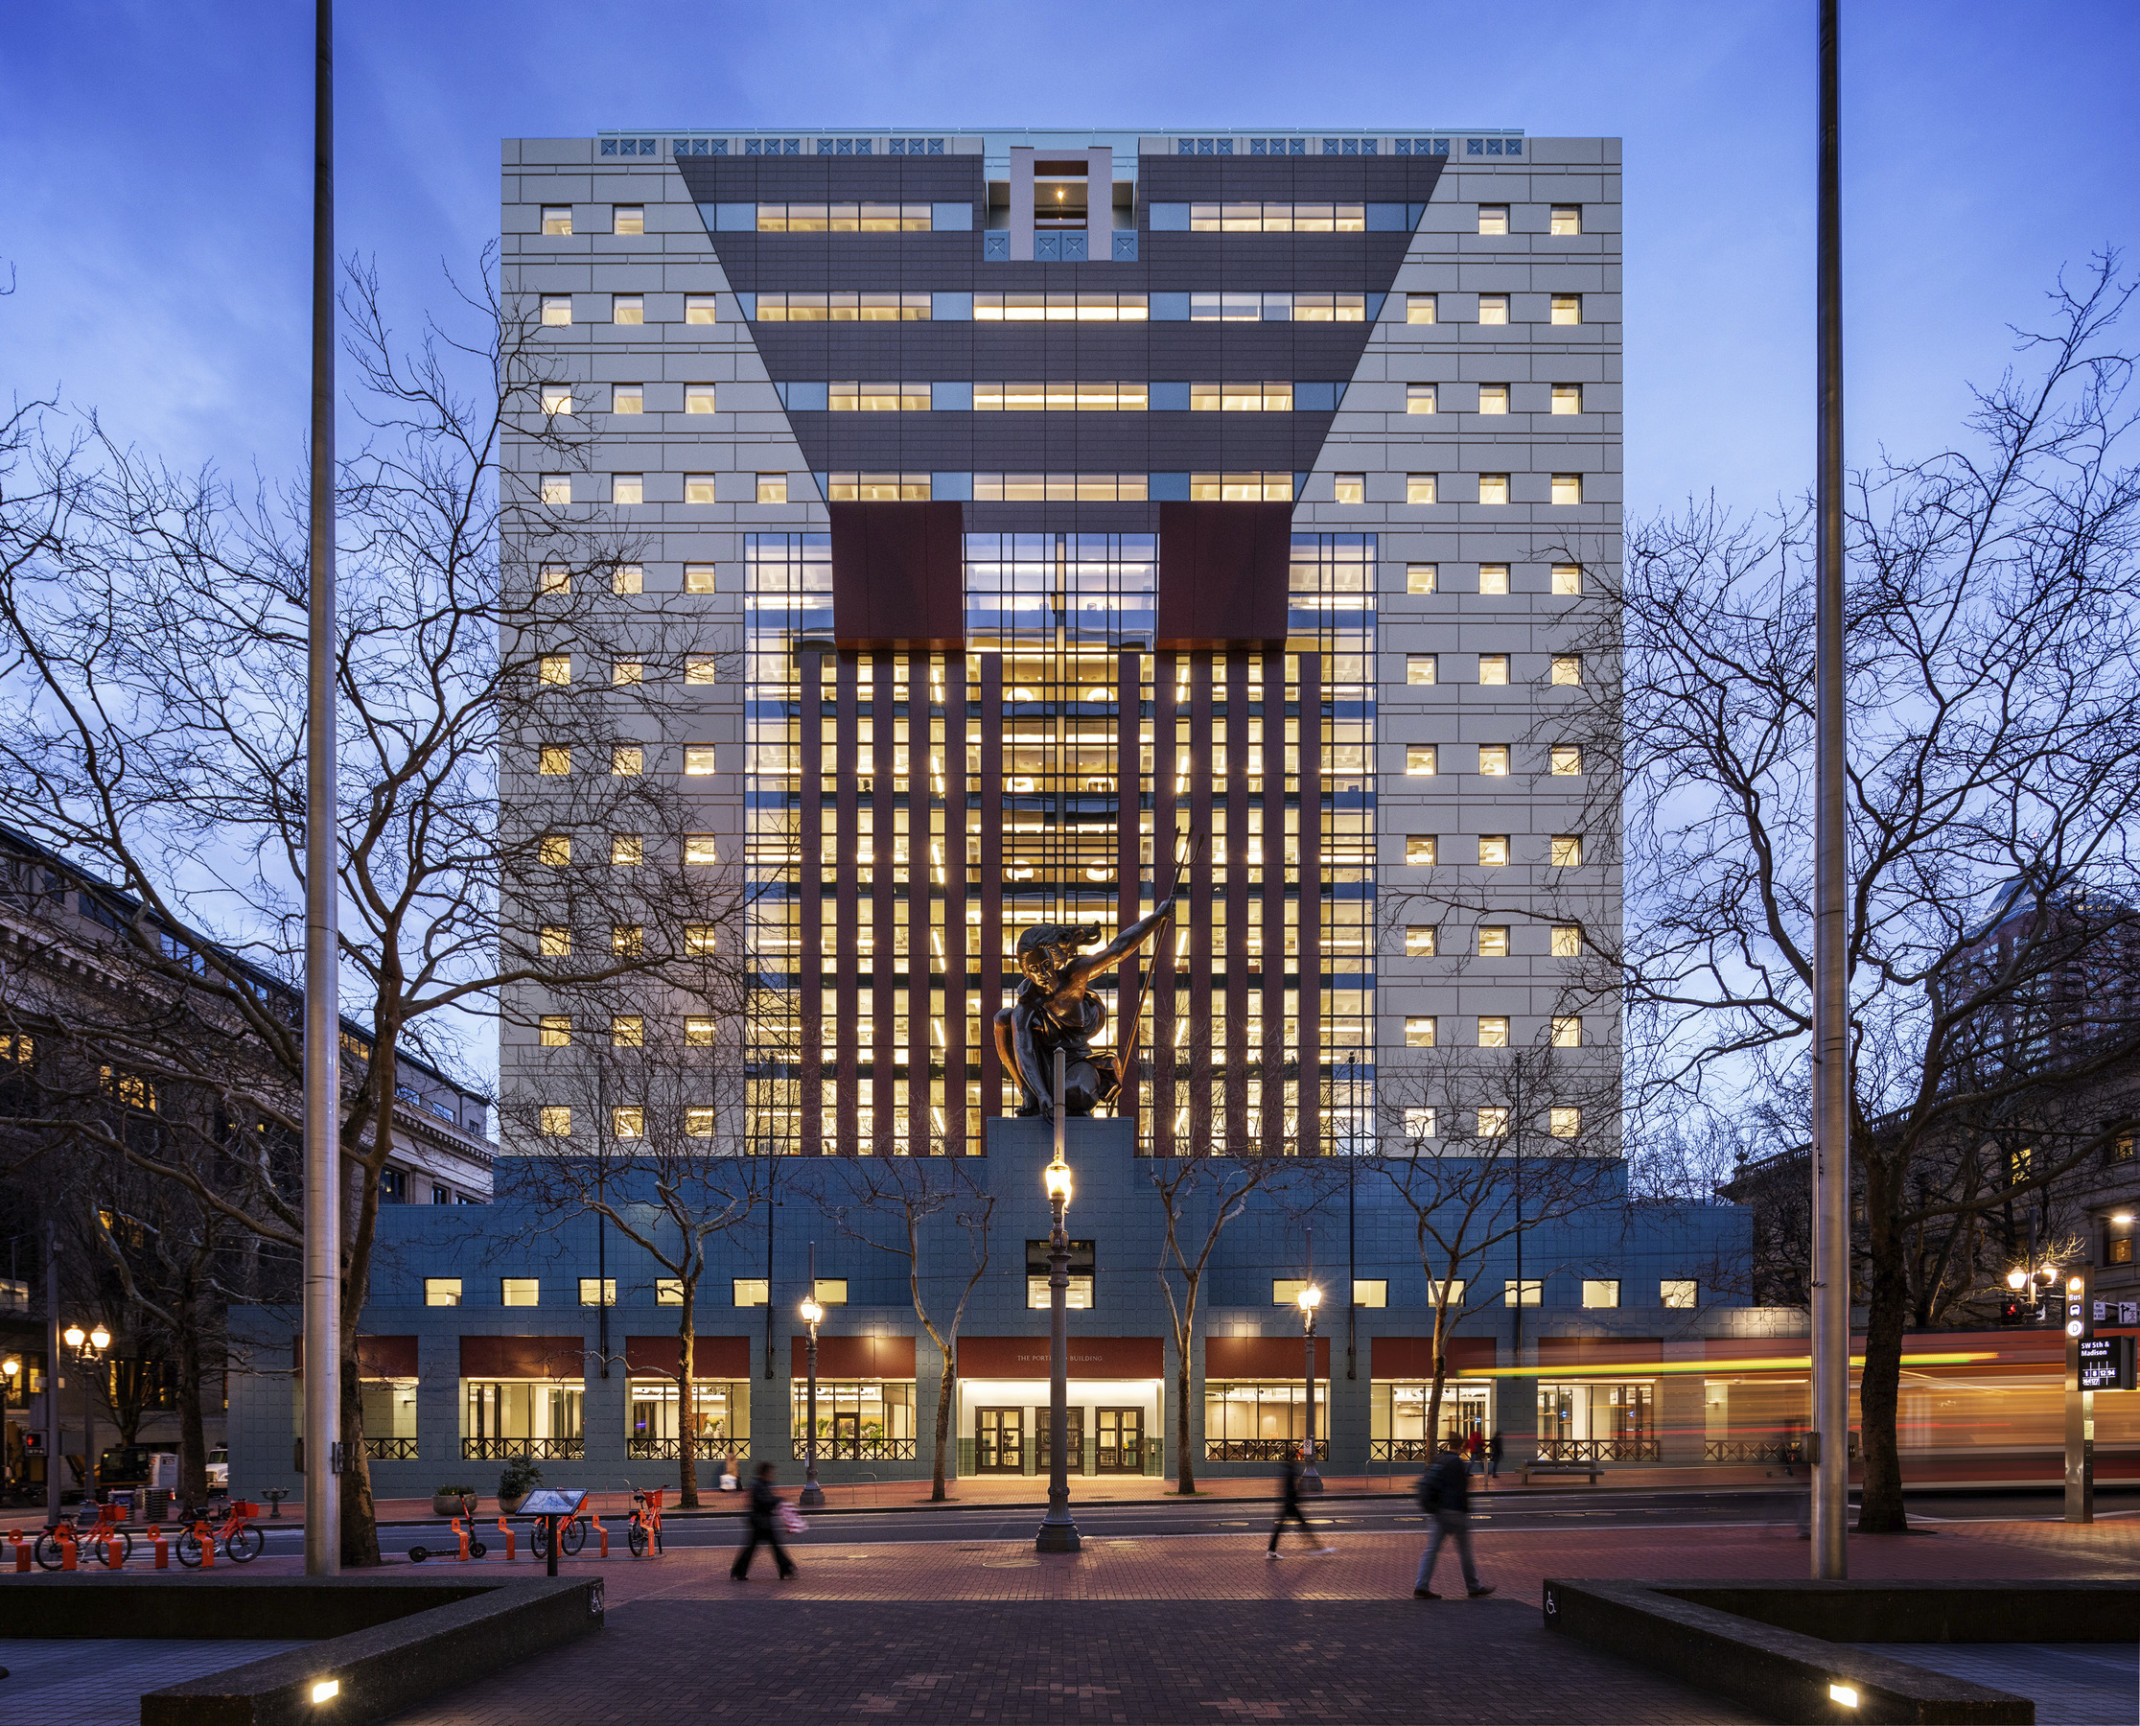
xmin=499 ymin=127 xmax=1619 ymax=1163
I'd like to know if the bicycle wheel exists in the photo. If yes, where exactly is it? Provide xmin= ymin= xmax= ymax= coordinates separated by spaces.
xmin=33 ymin=1532 xmax=64 ymax=1570
xmin=175 ymin=1529 xmax=205 ymax=1568
xmin=530 ymin=1520 xmax=549 ymax=1559
xmin=626 ymin=1519 xmax=647 ymax=1558
xmin=225 ymin=1525 xmax=264 ymax=1563
xmin=560 ymin=1517 xmax=586 ymax=1556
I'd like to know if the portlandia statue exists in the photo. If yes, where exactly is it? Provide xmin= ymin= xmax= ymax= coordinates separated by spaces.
xmin=994 ymin=908 xmax=1173 ymax=1118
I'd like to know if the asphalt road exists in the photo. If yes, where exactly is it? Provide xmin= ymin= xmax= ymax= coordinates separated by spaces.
xmin=233 ymin=1483 xmax=2140 ymax=1559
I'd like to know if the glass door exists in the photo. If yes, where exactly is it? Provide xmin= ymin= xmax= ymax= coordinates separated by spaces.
xmin=977 ymin=1407 xmax=1024 ymax=1473
xmin=1096 ymin=1407 xmax=1143 ymax=1473
xmin=1035 ymin=1407 xmax=1084 ymax=1471
xmin=833 ymin=1410 xmax=860 ymax=1458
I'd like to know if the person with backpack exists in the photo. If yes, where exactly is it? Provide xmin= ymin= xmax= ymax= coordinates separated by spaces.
xmin=1265 ymin=1443 xmax=1333 ymax=1560
xmin=1415 ymin=1434 xmax=1494 ymax=1599
xmin=730 ymin=1460 xmax=798 ymax=1581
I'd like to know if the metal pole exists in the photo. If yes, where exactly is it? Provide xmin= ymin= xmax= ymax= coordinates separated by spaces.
xmin=1809 ymin=0 xmax=1851 ymax=1582
xmin=2065 ymin=1264 xmax=2093 ymax=1523
xmin=802 ymin=1241 xmax=823 ymax=1508
xmin=1301 ymin=1224 xmax=1322 ymax=1490
xmin=1346 ymin=1053 xmax=1357 ymax=1381
xmin=1037 ymin=1048 xmax=1080 ymax=1551
xmin=763 ymin=1150 xmax=776 ymax=1381
xmin=301 ymin=0 xmax=343 ymax=1578
xmin=45 ymin=1221 xmax=60 ymax=1525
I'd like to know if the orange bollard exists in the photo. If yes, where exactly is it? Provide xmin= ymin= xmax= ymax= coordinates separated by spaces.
xmin=495 ymin=1516 xmax=515 ymax=1561
xmin=105 ymin=1532 xmax=125 ymax=1570
xmin=195 ymin=1520 xmax=215 ymax=1568
xmin=453 ymin=1517 xmax=470 ymax=1562
xmin=588 ymin=1511 xmax=608 ymax=1558
xmin=58 ymin=1527 xmax=77 ymax=1571
xmin=8 ymin=1530 xmax=27 ymax=1573
xmin=150 ymin=1526 xmax=168 ymax=1570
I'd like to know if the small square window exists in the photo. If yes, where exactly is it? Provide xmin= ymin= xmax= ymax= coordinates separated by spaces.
xmin=540 ymin=296 xmax=572 ymax=326
xmin=539 ymin=926 xmax=572 ymax=957
xmin=1551 ymin=834 xmax=1584 ymax=866
xmin=502 ymin=1277 xmax=540 ymax=1306
xmin=1478 ymin=926 xmax=1510 ymax=958
xmin=1407 ymin=563 xmax=1437 ymax=593
xmin=1550 ymin=205 xmax=1581 ymax=236
xmin=1551 ymin=746 xmax=1583 ymax=776
xmin=612 ymin=564 xmax=644 ymax=594
xmin=539 ymin=1014 xmax=571 ymax=1047
xmin=1407 ymin=473 xmax=1438 ymax=504
xmin=1405 ymin=834 xmax=1438 ymax=866
xmin=1404 ymin=1107 xmax=1438 ymax=1139
xmin=613 ymin=660 xmax=643 ymax=685
xmin=1405 ymin=1016 xmax=1437 ymax=1047
xmin=425 ymin=1278 xmax=463 ymax=1307
xmin=541 ymin=205 xmax=572 ymax=235
xmin=541 ymin=474 xmax=571 ymax=506
xmin=1551 ymin=295 xmax=1582 ymax=325
xmin=1552 ymin=473 xmax=1584 ymax=505
xmin=684 ymin=653 xmax=718 ymax=684
xmin=656 ymin=1278 xmax=685 ymax=1306
xmin=613 ymin=474 xmax=644 ymax=505
xmin=610 ymin=1015 xmax=644 ymax=1048
xmin=1551 ymin=655 xmax=1583 ymax=685
xmin=685 ymin=1107 xmax=715 ymax=1138
xmin=1552 ymin=1015 xmax=1582 ymax=1047
xmin=1505 ymin=1279 xmax=1542 ymax=1307
xmin=1334 ymin=473 xmax=1365 ymax=505
xmin=538 ymin=653 xmax=571 ymax=686
xmin=1552 ymin=563 xmax=1583 ymax=595
xmin=611 ymin=384 xmax=643 ymax=415
xmin=1550 ymin=924 xmax=1582 ymax=957
xmin=537 ymin=834 xmax=571 ymax=867
xmin=1661 ymin=1279 xmax=1698 ymax=1309
xmin=612 ymin=205 xmax=645 ymax=235
xmin=1551 ymin=1107 xmax=1582 ymax=1139
xmin=1479 ymin=654 xmax=1510 ymax=685
xmin=612 ymin=294 xmax=644 ymax=325
xmin=684 ymin=744 xmax=718 ymax=775
xmin=685 ymin=834 xmax=719 ymax=865
xmin=1478 ymin=473 xmax=1510 ymax=506
xmin=611 ymin=1105 xmax=644 ymax=1139
xmin=579 ymin=1277 xmax=618 ymax=1306
xmin=1478 ymin=835 xmax=1510 ymax=866
xmin=685 ymin=1015 xmax=716 ymax=1045
xmin=757 ymin=473 xmax=788 ymax=503
xmin=1405 ymin=745 xmax=1437 ymax=776
xmin=1477 ymin=1105 xmax=1510 ymax=1133
xmin=1272 ymin=1278 xmax=1310 ymax=1307
xmin=1582 ymin=1278 xmax=1620 ymax=1309
xmin=685 ymin=383 xmax=718 ymax=414
xmin=1478 ymin=294 xmax=1509 ymax=325
xmin=685 ymin=564 xmax=718 ymax=594
xmin=1478 ymin=563 xmax=1510 ymax=595
xmin=612 ymin=925 xmax=644 ymax=956
xmin=611 ymin=745 xmax=643 ymax=776
xmin=538 ymin=745 xmax=571 ymax=776
xmin=1552 ymin=384 xmax=1583 ymax=415
xmin=1406 ymin=383 xmax=1437 ymax=415
xmin=1478 ymin=1018 xmax=1509 ymax=1049
xmin=1406 ymin=293 xmax=1438 ymax=324
xmin=733 ymin=1278 xmax=769 ymax=1306
xmin=1477 ymin=204 xmax=1509 ymax=236
xmin=1406 ymin=653 xmax=1438 ymax=685
xmin=611 ymin=834 xmax=642 ymax=866
xmin=1405 ymin=925 xmax=1438 ymax=957
xmin=814 ymin=1278 xmax=848 ymax=1305
xmin=1353 ymin=1280 xmax=1388 ymax=1308
xmin=685 ymin=474 xmax=716 ymax=504
xmin=685 ymin=295 xmax=719 ymax=324
xmin=1477 ymin=383 xmax=1509 ymax=415
xmin=2112 ymin=1238 xmax=2135 ymax=1265
xmin=537 ymin=564 xmax=570 ymax=595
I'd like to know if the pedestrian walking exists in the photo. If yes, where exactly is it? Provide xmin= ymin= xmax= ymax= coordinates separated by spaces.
xmin=1485 ymin=1429 xmax=1502 ymax=1483
xmin=1464 ymin=1429 xmax=1484 ymax=1474
xmin=1414 ymin=1434 xmax=1494 ymax=1600
xmin=730 ymin=1461 xmax=797 ymax=1581
xmin=1265 ymin=1443 xmax=1333 ymax=1560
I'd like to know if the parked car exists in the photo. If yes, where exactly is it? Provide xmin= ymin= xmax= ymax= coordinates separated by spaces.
xmin=95 ymin=1443 xmax=177 ymax=1495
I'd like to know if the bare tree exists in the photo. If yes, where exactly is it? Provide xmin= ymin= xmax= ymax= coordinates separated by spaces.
xmin=801 ymin=1150 xmax=995 ymax=1502
xmin=0 ymin=254 xmax=749 ymax=1560
xmin=1559 ymin=258 xmax=2140 ymax=1531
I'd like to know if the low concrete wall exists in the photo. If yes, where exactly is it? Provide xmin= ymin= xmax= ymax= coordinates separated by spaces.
xmin=1543 ymin=1579 xmax=2035 ymax=1725
xmin=1658 ymin=1580 xmax=2140 ymax=1645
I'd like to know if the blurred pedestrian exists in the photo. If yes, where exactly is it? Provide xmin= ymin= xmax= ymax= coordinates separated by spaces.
xmin=1464 ymin=1429 xmax=1484 ymax=1474
xmin=1265 ymin=1443 xmax=1333 ymax=1560
xmin=730 ymin=1461 xmax=797 ymax=1581
xmin=720 ymin=1450 xmax=739 ymax=1492
xmin=1485 ymin=1430 xmax=1503 ymax=1484
xmin=1415 ymin=1434 xmax=1494 ymax=1600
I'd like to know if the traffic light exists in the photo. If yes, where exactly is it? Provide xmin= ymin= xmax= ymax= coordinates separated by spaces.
xmin=2000 ymin=1296 xmax=2025 ymax=1325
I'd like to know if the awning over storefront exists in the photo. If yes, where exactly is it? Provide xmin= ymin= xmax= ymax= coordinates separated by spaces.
xmin=292 ymin=1335 xmax=419 ymax=1378
xmin=625 ymin=1335 xmax=751 ymax=1378
xmin=459 ymin=1335 xmax=587 ymax=1380
xmin=960 ymin=1336 xmax=1163 ymax=1379
xmin=791 ymin=1334 xmax=917 ymax=1378
xmin=1205 ymin=1336 xmax=1329 ymax=1378
xmin=1370 ymin=1336 xmax=1496 ymax=1378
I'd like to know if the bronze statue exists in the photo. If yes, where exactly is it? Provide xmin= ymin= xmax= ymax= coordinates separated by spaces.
xmin=995 ymin=909 xmax=1173 ymax=1117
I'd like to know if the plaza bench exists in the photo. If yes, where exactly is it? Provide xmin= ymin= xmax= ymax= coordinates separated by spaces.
xmin=1521 ymin=1460 xmax=1602 ymax=1485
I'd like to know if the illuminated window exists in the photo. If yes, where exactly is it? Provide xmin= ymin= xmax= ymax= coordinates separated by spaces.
xmin=1477 ymin=204 xmax=1509 ymax=235
xmin=611 ymin=1106 xmax=644 ymax=1139
xmin=685 ymin=474 xmax=716 ymax=504
xmin=831 ymin=381 xmax=930 ymax=411
xmin=973 ymin=474 xmax=1147 ymax=501
xmin=1405 ymin=1107 xmax=1438 ymax=1139
xmin=1478 ymin=473 xmax=1510 ymax=506
xmin=656 ymin=1279 xmax=685 ymax=1306
xmin=1479 ymin=655 xmax=1510 ymax=685
xmin=685 ymin=1016 xmax=715 ymax=1046
xmin=538 ymin=834 xmax=571 ymax=867
xmin=1407 ymin=563 xmax=1437 ymax=593
xmin=684 ymin=295 xmax=718 ymax=324
xmin=1478 ymin=836 xmax=1509 ymax=866
xmin=537 ymin=565 xmax=570 ymax=595
xmin=611 ymin=746 xmax=643 ymax=776
xmin=1551 ymin=834 xmax=1584 ymax=866
xmin=1405 ymin=1016 xmax=1438 ymax=1047
xmin=613 ymin=474 xmax=643 ymax=505
xmin=1334 ymin=474 xmax=1365 ymax=505
xmin=1552 ymin=474 xmax=1584 ymax=505
xmin=1478 ymin=295 xmax=1509 ymax=325
xmin=1478 ymin=383 xmax=1509 ymax=415
xmin=1478 ymin=927 xmax=1510 ymax=958
xmin=1272 ymin=1279 xmax=1310 ymax=1306
xmin=685 ymin=1108 xmax=715 ymax=1138
xmin=685 ymin=834 xmax=719 ymax=865
xmin=1405 ymin=835 xmax=1438 ymax=866
xmin=1661 ymin=1279 xmax=1698 ymax=1309
xmin=814 ymin=1279 xmax=848 ymax=1305
xmin=1406 ymin=383 xmax=1438 ymax=414
xmin=540 ymin=296 xmax=571 ymax=326
xmin=1405 ymin=926 xmax=1438 ymax=957
xmin=754 ymin=202 xmax=933 ymax=232
xmin=425 ymin=1278 xmax=462 ymax=1307
xmin=1478 ymin=745 xmax=1510 ymax=776
xmin=579 ymin=1277 xmax=618 ymax=1306
xmin=539 ymin=1015 xmax=571 ymax=1047
xmin=1550 ymin=205 xmax=1582 ymax=236
xmin=1582 ymin=1278 xmax=1619 ymax=1308
xmin=1552 ymin=384 xmax=1583 ymax=415
xmin=733 ymin=1279 xmax=769 ymax=1306
xmin=1552 ymin=564 xmax=1583 ymax=595
xmin=612 ymin=925 xmax=643 ymax=956
xmin=1550 ymin=924 xmax=1581 ymax=958
xmin=1406 ymin=745 xmax=1438 ymax=776
xmin=1552 ymin=295 xmax=1582 ymax=325
xmin=685 ymin=383 xmax=718 ymax=414
xmin=684 ymin=745 xmax=718 ymax=774
xmin=1478 ymin=1019 xmax=1510 ymax=1050
xmin=1477 ymin=1105 xmax=1510 ymax=1132
xmin=612 ymin=564 xmax=643 ymax=594
xmin=1407 ymin=474 xmax=1438 ymax=504
xmin=1354 ymin=1280 xmax=1389 ymax=1308
xmin=1551 ymin=746 xmax=1582 ymax=775
xmin=541 ymin=474 xmax=571 ymax=506
xmin=502 ymin=1278 xmax=540 ymax=1306
xmin=612 ymin=294 xmax=644 ymax=325
xmin=762 ymin=290 xmax=933 ymax=321
xmin=611 ymin=834 xmax=641 ymax=866
xmin=1479 ymin=563 xmax=1510 ymax=595
xmin=828 ymin=472 xmax=931 ymax=500
xmin=610 ymin=1016 xmax=644 ymax=1048
xmin=540 ymin=387 xmax=572 ymax=416
xmin=538 ymin=745 xmax=571 ymax=775
xmin=541 ymin=205 xmax=571 ymax=235
xmin=757 ymin=473 xmax=787 ymax=503
xmin=1183 ymin=201 xmax=1364 ymax=232
xmin=1551 ymin=1015 xmax=1582 ymax=1047
xmin=1406 ymin=654 xmax=1438 ymax=685
xmin=612 ymin=661 xmax=642 ymax=685
xmin=1551 ymin=1107 xmax=1583 ymax=1139
xmin=685 ymin=564 xmax=717 ymax=594
xmin=1505 ymin=1279 xmax=1542 ymax=1306
xmin=684 ymin=924 xmax=718 ymax=955
xmin=1551 ymin=655 xmax=1583 ymax=685
xmin=538 ymin=1108 xmax=572 ymax=1137
xmin=1189 ymin=471 xmax=1292 ymax=501
xmin=539 ymin=926 xmax=571 ymax=957
xmin=1407 ymin=293 xmax=1438 ymax=324
xmin=539 ymin=654 xmax=571 ymax=686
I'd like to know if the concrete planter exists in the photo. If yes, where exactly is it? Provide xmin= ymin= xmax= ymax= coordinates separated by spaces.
xmin=432 ymin=1492 xmax=477 ymax=1517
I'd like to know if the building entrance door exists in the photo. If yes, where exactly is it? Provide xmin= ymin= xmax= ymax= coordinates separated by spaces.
xmin=976 ymin=1407 xmax=1024 ymax=1473
xmin=1034 ymin=1406 xmax=1084 ymax=1471
xmin=832 ymin=1411 xmax=859 ymax=1458
xmin=1096 ymin=1407 xmax=1143 ymax=1473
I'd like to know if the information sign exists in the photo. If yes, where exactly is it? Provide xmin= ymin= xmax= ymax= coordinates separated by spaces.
xmin=2078 ymin=1335 xmax=2136 ymax=1392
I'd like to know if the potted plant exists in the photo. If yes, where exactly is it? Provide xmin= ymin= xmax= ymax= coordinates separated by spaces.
xmin=497 ymin=1456 xmax=543 ymax=1514
xmin=432 ymin=1485 xmax=478 ymax=1517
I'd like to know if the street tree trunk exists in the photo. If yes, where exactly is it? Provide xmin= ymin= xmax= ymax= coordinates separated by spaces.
xmin=1857 ymin=1150 xmax=1910 ymax=1532
xmin=1172 ymin=1284 xmax=1199 ymax=1494
xmin=677 ymin=1318 xmax=699 ymax=1508
xmin=175 ymin=1315 xmax=208 ymax=1507
xmin=933 ymin=1353 xmax=955 ymax=1502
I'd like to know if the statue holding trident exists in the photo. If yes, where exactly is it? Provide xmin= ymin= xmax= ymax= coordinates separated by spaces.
xmin=995 ymin=830 xmax=1201 ymax=1118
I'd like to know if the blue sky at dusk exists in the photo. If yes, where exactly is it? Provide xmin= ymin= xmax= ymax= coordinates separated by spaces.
xmin=5 ymin=0 xmax=2137 ymax=520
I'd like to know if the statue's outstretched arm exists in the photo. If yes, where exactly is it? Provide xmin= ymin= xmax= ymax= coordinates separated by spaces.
xmin=1066 ymin=904 xmax=1174 ymax=988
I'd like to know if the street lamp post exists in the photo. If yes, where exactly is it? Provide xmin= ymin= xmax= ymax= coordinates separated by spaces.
xmin=62 ymin=1322 xmax=110 ymax=1503
xmin=1297 ymin=1230 xmax=1324 ymax=1492
xmin=1036 ymin=1049 xmax=1081 ymax=1553
xmin=800 ymin=1244 xmax=824 ymax=1509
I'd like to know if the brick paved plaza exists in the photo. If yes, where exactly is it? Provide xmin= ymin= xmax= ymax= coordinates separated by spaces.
xmin=374 ymin=1517 xmax=2139 ymax=1723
